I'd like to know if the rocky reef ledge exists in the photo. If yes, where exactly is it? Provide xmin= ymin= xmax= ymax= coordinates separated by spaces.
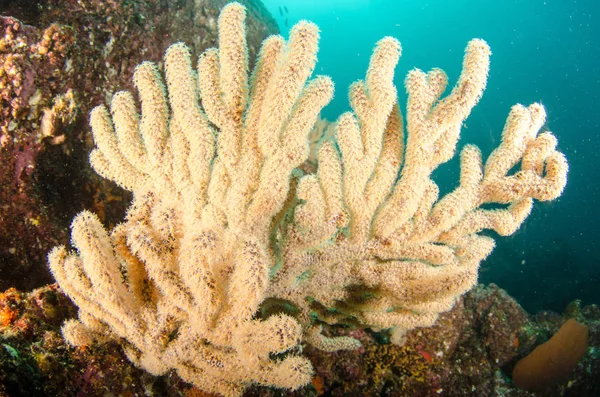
xmin=0 ymin=283 xmax=597 ymax=397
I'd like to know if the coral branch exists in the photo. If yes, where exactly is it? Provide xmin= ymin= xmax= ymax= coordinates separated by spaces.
xmin=48 ymin=3 xmax=568 ymax=396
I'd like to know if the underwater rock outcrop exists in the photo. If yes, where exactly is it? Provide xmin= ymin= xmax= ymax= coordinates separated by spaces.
xmin=1 ymin=283 xmax=598 ymax=396
xmin=0 ymin=0 xmax=277 ymax=292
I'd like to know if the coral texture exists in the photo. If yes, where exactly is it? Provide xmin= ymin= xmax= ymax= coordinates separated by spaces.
xmin=48 ymin=2 xmax=568 ymax=396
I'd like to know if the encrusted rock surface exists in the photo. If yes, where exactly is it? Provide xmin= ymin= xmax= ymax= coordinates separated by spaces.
xmin=0 ymin=0 xmax=277 ymax=291
xmin=1 ymin=283 xmax=598 ymax=396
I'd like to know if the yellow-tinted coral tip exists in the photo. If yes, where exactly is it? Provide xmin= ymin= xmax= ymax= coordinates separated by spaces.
xmin=220 ymin=2 xmax=246 ymax=21
xmin=466 ymin=38 xmax=491 ymax=57
xmin=289 ymin=20 xmax=320 ymax=45
xmin=375 ymin=36 xmax=402 ymax=58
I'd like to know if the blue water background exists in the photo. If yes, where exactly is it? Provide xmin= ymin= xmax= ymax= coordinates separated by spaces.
xmin=261 ymin=0 xmax=600 ymax=313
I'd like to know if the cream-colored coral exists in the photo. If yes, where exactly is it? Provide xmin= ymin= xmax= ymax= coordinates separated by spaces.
xmin=48 ymin=2 xmax=568 ymax=396
xmin=49 ymin=3 xmax=330 ymax=396
xmin=268 ymin=39 xmax=567 ymax=346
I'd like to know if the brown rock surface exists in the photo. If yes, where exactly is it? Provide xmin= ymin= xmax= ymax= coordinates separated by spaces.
xmin=0 ymin=0 xmax=277 ymax=291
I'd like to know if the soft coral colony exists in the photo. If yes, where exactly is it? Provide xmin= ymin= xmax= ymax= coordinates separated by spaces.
xmin=47 ymin=2 xmax=568 ymax=396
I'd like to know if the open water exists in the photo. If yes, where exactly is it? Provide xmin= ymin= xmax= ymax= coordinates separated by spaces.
xmin=263 ymin=0 xmax=600 ymax=313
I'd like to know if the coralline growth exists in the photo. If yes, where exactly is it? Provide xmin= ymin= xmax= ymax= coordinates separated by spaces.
xmin=48 ymin=2 xmax=568 ymax=396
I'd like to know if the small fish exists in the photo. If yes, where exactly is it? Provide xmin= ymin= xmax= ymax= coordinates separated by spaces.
xmin=284 ymin=5 xmax=289 ymax=14
xmin=279 ymin=6 xmax=283 ymax=16
xmin=417 ymin=348 xmax=433 ymax=363
xmin=285 ymin=18 xmax=288 ymax=27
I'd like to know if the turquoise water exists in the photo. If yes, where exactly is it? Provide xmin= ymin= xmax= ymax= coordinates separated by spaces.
xmin=262 ymin=0 xmax=600 ymax=313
